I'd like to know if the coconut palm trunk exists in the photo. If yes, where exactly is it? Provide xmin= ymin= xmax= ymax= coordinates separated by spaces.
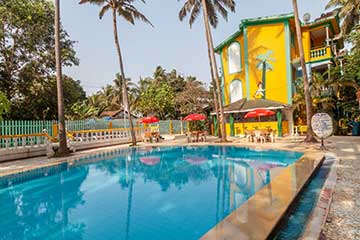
xmin=201 ymin=0 xmax=227 ymax=141
xmin=111 ymin=8 xmax=136 ymax=146
xmin=207 ymin=44 xmax=221 ymax=138
xmin=292 ymin=0 xmax=316 ymax=142
xmin=54 ymin=0 xmax=68 ymax=155
xmin=262 ymin=62 xmax=266 ymax=99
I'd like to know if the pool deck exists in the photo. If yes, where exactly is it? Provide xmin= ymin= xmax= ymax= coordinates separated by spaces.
xmin=0 ymin=136 xmax=357 ymax=239
xmin=321 ymin=136 xmax=360 ymax=240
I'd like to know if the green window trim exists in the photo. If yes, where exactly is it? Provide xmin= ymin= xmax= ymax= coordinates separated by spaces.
xmin=220 ymin=50 xmax=226 ymax=105
xmin=285 ymin=20 xmax=292 ymax=104
xmin=243 ymin=26 xmax=250 ymax=100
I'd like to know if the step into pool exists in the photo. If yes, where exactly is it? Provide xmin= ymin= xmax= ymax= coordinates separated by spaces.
xmin=0 ymin=146 xmax=303 ymax=240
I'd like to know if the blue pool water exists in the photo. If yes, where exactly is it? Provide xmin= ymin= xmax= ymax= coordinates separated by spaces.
xmin=0 ymin=146 xmax=302 ymax=240
xmin=273 ymin=155 xmax=334 ymax=239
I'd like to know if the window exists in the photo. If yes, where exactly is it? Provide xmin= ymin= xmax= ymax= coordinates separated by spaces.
xmin=229 ymin=80 xmax=243 ymax=103
xmin=228 ymin=42 xmax=241 ymax=74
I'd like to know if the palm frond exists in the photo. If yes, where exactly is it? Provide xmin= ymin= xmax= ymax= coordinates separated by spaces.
xmin=214 ymin=1 xmax=228 ymax=21
xmin=189 ymin=2 xmax=201 ymax=27
xmin=179 ymin=0 xmax=233 ymax=28
xmin=206 ymin=0 xmax=218 ymax=28
xmin=325 ymin=0 xmax=341 ymax=9
xmin=79 ymin=0 xmax=106 ymax=6
xmin=99 ymin=4 xmax=111 ymax=19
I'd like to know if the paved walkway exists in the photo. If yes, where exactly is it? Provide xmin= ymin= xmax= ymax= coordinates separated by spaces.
xmin=322 ymin=136 xmax=360 ymax=240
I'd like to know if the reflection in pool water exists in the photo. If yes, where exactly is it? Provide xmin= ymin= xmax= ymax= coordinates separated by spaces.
xmin=0 ymin=146 xmax=302 ymax=240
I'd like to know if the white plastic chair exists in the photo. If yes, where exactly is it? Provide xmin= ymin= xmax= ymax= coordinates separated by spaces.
xmin=254 ymin=131 xmax=266 ymax=143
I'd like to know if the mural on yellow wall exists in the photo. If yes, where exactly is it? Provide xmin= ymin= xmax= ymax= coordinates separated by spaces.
xmin=254 ymin=50 xmax=275 ymax=99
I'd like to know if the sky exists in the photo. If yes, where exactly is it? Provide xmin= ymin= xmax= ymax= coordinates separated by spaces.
xmin=61 ymin=0 xmax=330 ymax=95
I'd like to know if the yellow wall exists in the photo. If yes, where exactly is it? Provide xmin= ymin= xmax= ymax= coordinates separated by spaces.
xmin=221 ymin=35 xmax=245 ymax=105
xmin=301 ymin=30 xmax=311 ymax=62
xmin=247 ymin=23 xmax=288 ymax=104
xmin=225 ymin=121 xmax=289 ymax=136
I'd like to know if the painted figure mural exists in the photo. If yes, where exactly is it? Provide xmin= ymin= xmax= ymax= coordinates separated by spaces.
xmin=255 ymin=50 xmax=275 ymax=99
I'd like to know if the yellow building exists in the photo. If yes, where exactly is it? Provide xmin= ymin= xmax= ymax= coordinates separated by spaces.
xmin=213 ymin=12 xmax=343 ymax=137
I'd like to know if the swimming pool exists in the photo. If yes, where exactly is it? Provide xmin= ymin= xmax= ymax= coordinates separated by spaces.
xmin=0 ymin=146 xmax=302 ymax=240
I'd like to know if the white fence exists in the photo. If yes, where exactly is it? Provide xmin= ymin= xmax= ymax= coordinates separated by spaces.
xmin=0 ymin=128 xmax=143 ymax=162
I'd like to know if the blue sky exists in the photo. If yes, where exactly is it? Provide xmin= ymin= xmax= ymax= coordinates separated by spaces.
xmin=62 ymin=0 xmax=329 ymax=95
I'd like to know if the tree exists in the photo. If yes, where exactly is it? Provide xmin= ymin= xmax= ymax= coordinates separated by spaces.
xmin=292 ymin=0 xmax=317 ymax=142
xmin=137 ymin=82 xmax=175 ymax=119
xmin=326 ymin=0 xmax=360 ymax=35
xmin=112 ymin=73 xmax=140 ymax=112
xmin=175 ymin=78 xmax=210 ymax=115
xmin=256 ymin=50 xmax=275 ymax=99
xmin=0 ymin=0 xmax=79 ymax=122
xmin=179 ymin=0 xmax=236 ymax=142
xmin=0 ymin=91 xmax=10 ymax=120
xmin=79 ymin=0 xmax=153 ymax=146
xmin=54 ymin=0 xmax=68 ymax=155
xmin=70 ymin=101 xmax=99 ymax=120
xmin=8 ymin=75 xmax=86 ymax=120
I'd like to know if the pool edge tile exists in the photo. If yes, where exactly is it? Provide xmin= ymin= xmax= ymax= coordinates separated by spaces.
xmin=201 ymin=152 xmax=325 ymax=240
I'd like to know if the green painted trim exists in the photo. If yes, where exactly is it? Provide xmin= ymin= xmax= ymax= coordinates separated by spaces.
xmin=241 ymin=12 xmax=293 ymax=26
xmin=229 ymin=114 xmax=234 ymax=136
xmin=303 ymin=14 xmax=340 ymax=34
xmin=215 ymin=12 xmax=341 ymax=54
xmin=220 ymin=50 xmax=226 ymax=105
xmin=215 ymin=12 xmax=294 ymax=53
xmin=308 ymin=22 xmax=335 ymax=35
xmin=215 ymin=30 xmax=242 ymax=53
xmin=227 ymin=41 xmax=243 ymax=74
xmin=243 ymin=26 xmax=250 ymax=100
xmin=306 ymin=57 xmax=333 ymax=64
xmin=213 ymin=115 xmax=218 ymax=136
xmin=277 ymin=111 xmax=282 ymax=137
xmin=284 ymin=20 xmax=292 ymax=105
xmin=242 ymin=18 xmax=289 ymax=27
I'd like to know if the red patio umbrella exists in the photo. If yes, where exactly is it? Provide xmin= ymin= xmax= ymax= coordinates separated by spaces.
xmin=139 ymin=156 xmax=160 ymax=166
xmin=184 ymin=156 xmax=208 ymax=165
xmin=139 ymin=116 xmax=159 ymax=124
xmin=244 ymin=109 xmax=275 ymax=119
xmin=183 ymin=113 xmax=207 ymax=121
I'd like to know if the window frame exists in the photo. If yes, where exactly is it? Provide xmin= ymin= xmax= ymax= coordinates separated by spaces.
xmin=229 ymin=79 xmax=243 ymax=104
xmin=227 ymin=41 xmax=242 ymax=74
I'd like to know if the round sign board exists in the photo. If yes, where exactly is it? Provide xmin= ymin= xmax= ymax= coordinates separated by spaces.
xmin=311 ymin=113 xmax=333 ymax=139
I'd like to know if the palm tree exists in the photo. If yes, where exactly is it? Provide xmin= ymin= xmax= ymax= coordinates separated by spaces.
xmin=292 ymin=0 xmax=317 ymax=142
xmin=79 ymin=0 xmax=153 ymax=146
xmin=55 ymin=0 xmax=68 ymax=155
xmin=113 ymin=73 xmax=139 ymax=111
xmin=326 ymin=0 xmax=360 ymax=35
xmin=179 ymin=0 xmax=235 ymax=142
xmin=255 ymin=50 xmax=275 ymax=99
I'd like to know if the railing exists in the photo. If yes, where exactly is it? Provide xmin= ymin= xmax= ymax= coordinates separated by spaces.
xmin=0 ymin=131 xmax=53 ymax=162
xmin=0 ymin=127 xmax=144 ymax=161
xmin=67 ymin=127 xmax=143 ymax=146
xmin=309 ymin=46 xmax=332 ymax=62
xmin=0 ymin=132 xmax=52 ymax=149
xmin=0 ymin=119 xmax=186 ymax=138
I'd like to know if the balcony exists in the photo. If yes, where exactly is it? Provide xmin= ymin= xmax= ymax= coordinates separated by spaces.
xmin=309 ymin=46 xmax=332 ymax=63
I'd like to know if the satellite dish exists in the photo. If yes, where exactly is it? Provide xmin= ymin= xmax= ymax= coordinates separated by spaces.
xmin=303 ymin=13 xmax=311 ymax=23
